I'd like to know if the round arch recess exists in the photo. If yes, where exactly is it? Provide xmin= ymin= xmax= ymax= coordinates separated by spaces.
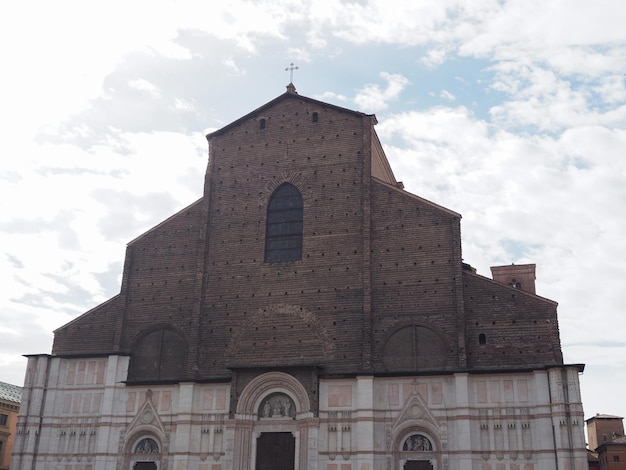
xmin=391 ymin=420 xmax=442 ymax=453
xmin=391 ymin=422 xmax=443 ymax=470
xmin=237 ymin=371 xmax=311 ymax=417
xmin=382 ymin=324 xmax=448 ymax=371
xmin=123 ymin=432 xmax=164 ymax=470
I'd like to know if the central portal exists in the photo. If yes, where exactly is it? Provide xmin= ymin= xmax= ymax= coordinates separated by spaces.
xmin=404 ymin=461 xmax=433 ymax=470
xmin=133 ymin=463 xmax=157 ymax=470
xmin=256 ymin=432 xmax=295 ymax=470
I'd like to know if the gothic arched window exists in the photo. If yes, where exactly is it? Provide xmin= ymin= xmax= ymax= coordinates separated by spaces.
xmin=264 ymin=183 xmax=303 ymax=263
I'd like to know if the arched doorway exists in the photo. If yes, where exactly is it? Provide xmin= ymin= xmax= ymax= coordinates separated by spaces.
xmin=127 ymin=436 xmax=161 ymax=470
xmin=395 ymin=430 xmax=440 ymax=470
xmin=233 ymin=371 xmax=315 ymax=470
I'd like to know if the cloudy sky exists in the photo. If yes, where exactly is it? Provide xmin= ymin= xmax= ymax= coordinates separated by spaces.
xmin=1 ymin=0 xmax=625 ymax=428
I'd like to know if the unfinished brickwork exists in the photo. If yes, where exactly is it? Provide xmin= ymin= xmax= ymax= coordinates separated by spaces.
xmin=51 ymin=92 xmax=564 ymax=379
xmin=16 ymin=86 xmax=586 ymax=470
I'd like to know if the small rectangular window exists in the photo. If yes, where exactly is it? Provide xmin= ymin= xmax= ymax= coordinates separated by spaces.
xmin=0 ymin=414 xmax=7 ymax=426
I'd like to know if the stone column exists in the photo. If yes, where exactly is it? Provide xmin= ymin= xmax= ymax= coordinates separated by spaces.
xmin=356 ymin=376 xmax=375 ymax=469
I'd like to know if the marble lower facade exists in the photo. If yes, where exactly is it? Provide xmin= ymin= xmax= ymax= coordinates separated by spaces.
xmin=12 ymin=355 xmax=587 ymax=470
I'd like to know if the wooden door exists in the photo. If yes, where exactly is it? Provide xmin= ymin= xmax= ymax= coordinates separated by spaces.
xmin=134 ymin=462 xmax=157 ymax=470
xmin=404 ymin=460 xmax=433 ymax=470
xmin=256 ymin=432 xmax=295 ymax=470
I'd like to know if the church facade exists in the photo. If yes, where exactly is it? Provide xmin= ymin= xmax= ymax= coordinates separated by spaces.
xmin=13 ymin=85 xmax=587 ymax=470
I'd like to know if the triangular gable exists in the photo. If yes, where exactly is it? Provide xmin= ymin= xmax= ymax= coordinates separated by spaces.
xmin=126 ymin=389 xmax=168 ymax=439
xmin=392 ymin=391 xmax=440 ymax=434
xmin=206 ymin=85 xmax=372 ymax=139
xmin=388 ymin=390 xmax=447 ymax=453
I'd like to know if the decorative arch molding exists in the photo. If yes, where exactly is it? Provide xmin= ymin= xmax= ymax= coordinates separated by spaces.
xmin=127 ymin=323 xmax=190 ymax=356
xmin=226 ymin=303 xmax=336 ymax=367
xmin=123 ymin=432 xmax=164 ymax=470
xmin=380 ymin=320 xmax=448 ymax=344
xmin=130 ymin=436 xmax=160 ymax=454
xmin=236 ymin=371 xmax=312 ymax=419
xmin=123 ymin=428 xmax=166 ymax=470
xmin=401 ymin=433 xmax=433 ymax=452
xmin=259 ymin=171 xmax=313 ymax=205
xmin=392 ymin=424 xmax=441 ymax=453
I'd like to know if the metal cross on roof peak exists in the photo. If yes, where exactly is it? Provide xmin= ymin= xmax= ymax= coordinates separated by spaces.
xmin=285 ymin=62 xmax=299 ymax=83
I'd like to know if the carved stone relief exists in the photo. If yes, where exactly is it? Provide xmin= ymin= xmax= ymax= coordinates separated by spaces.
xmin=258 ymin=392 xmax=296 ymax=419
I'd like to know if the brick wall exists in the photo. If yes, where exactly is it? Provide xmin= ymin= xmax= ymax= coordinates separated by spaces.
xmin=463 ymin=270 xmax=563 ymax=368
xmin=369 ymin=181 xmax=464 ymax=371
xmin=51 ymin=92 xmax=566 ymax=382
xmin=200 ymin=97 xmax=373 ymax=376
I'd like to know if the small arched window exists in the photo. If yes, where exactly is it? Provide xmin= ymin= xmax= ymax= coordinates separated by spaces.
xmin=510 ymin=278 xmax=521 ymax=289
xmin=265 ymin=183 xmax=303 ymax=263
xmin=312 ymin=112 xmax=319 ymax=122
xmin=260 ymin=118 xmax=266 ymax=129
xmin=479 ymin=333 xmax=486 ymax=345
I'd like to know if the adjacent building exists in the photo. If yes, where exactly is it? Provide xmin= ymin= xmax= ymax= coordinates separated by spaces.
xmin=13 ymin=84 xmax=587 ymax=470
xmin=587 ymin=414 xmax=625 ymax=470
xmin=0 ymin=381 xmax=22 ymax=470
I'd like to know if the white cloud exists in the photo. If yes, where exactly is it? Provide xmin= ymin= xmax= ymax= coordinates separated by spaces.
xmin=487 ymin=62 xmax=626 ymax=132
xmin=354 ymin=72 xmax=409 ymax=111
xmin=440 ymin=90 xmax=456 ymax=101
xmin=129 ymin=79 xmax=162 ymax=98
xmin=421 ymin=47 xmax=449 ymax=67
xmin=173 ymin=98 xmax=197 ymax=113
xmin=316 ymin=91 xmax=349 ymax=103
xmin=592 ymin=75 xmax=626 ymax=104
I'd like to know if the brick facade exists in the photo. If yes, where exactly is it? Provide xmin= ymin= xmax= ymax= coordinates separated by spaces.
xmin=50 ymin=90 xmax=564 ymax=378
xmin=14 ymin=86 xmax=587 ymax=470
